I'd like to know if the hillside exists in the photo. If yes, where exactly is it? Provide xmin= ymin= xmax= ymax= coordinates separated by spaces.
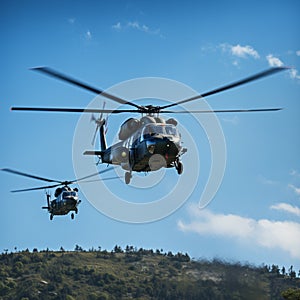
xmin=0 ymin=247 xmax=299 ymax=300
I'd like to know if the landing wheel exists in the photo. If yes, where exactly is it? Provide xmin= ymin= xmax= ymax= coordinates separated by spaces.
xmin=50 ymin=214 xmax=53 ymax=221
xmin=75 ymin=208 xmax=78 ymax=214
xmin=176 ymin=161 xmax=183 ymax=175
xmin=125 ymin=172 xmax=132 ymax=184
xmin=71 ymin=213 xmax=74 ymax=220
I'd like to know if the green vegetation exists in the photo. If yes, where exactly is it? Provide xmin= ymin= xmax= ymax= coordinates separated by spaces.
xmin=0 ymin=246 xmax=299 ymax=299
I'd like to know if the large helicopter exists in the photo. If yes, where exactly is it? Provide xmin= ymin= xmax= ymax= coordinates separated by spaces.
xmin=11 ymin=66 xmax=288 ymax=184
xmin=2 ymin=167 xmax=113 ymax=220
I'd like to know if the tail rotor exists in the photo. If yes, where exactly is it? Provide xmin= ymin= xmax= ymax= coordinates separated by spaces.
xmin=91 ymin=101 xmax=107 ymax=146
xmin=42 ymin=191 xmax=51 ymax=210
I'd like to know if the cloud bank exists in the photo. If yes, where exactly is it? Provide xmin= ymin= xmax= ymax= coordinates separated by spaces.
xmin=178 ymin=204 xmax=300 ymax=259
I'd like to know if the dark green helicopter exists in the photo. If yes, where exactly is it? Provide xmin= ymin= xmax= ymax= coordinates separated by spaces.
xmin=11 ymin=66 xmax=288 ymax=184
xmin=2 ymin=167 xmax=113 ymax=220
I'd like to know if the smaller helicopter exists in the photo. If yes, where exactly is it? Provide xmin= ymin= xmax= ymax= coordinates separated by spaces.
xmin=2 ymin=167 xmax=113 ymax=220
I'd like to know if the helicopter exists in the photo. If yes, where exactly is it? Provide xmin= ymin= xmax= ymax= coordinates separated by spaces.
xmin=2 ymin=167 xmax=113 ymax=220
xmin=11 ymin=66 xmax=289 ymax=184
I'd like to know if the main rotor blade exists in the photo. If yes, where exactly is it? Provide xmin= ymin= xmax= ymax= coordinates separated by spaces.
xmin=11 ymin=183 xmax=63 ymax=193
xmin=11 ymin=106 xmax=282 ymax=114
xmin=69 ymin=166 xmax=114 ymax=184
xmin=160 ymin=67 xmax=288 ymax=109
xmin=7 ymin=167 xmax=115 ymax=193
xmin=11 ymin=107 xmax=139 ymax=114
xmin=80 ymin=176 xmax=123 ymax=183
xmin=162 ymin=107 xmax=283 ymax=113
xmin=31 ymin=67 xmax=142 ymax=109
xmin=1 ymin=168 xmax=61 ymax=183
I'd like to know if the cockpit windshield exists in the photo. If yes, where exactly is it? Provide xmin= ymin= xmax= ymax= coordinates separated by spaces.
xmin=62 ymin=191 xmax=77 ymax=199
xmin=142 ymin=124 xmax=179 ymax=138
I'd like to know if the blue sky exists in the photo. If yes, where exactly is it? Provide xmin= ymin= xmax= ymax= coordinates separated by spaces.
xmin=1 ymin=0 xmax=300 ymax=271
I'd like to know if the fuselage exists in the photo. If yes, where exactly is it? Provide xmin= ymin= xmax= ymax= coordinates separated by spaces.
xmin=102 ymin=122 xmax=181 ymax=172
xmin=49 ymin=187 xmax=79 ymax=216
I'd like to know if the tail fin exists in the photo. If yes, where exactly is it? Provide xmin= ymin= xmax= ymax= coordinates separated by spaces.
xmin=99 ymin=123 xmax=107 ymax=151
xmin=84 ymin=121 xmax=107 ymax=158
xmin=42 ymin=193 xmax=51 ymax=210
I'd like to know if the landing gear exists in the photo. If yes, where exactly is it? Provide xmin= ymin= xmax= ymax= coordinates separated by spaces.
xmin=175 ymin=160 xmax=183 ymax=175
xmin=50 ymin=214 xmax=53 ymax=221
xmin=71 ymin=213 xmax=74 ymax=220
xmin=125 ymin=171 xmax=132 ymax=184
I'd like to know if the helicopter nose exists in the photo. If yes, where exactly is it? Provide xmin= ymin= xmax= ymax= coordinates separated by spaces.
xmin=66 ymin=197 xmax=78 ymax=206
xmin=155 ymin=138 xmax=179 ymax=158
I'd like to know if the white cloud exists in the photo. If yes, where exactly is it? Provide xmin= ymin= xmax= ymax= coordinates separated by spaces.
xmin=219 ymin=43 xmax=259 ymax=66
xmin=271 ymin=202 xmax=300 ymax=217
xmin=296 ymin=50 xmax=300 ymax=56
xmin=266 ymin=54 xmax=300 ymax=80
xmin=290 ymin=169 xmax=300 ymax=177
xmin=220 ymin=43 xmax=260 ymax=59
xmin=289 ymin=68 xmax=300 ymax=80
xmin=266 ymin=54 xmax=284 ymax=67
xmin=232 ymin=60 xmax=239 ymax=67
xmin=112 ymin=22 xmax=122 ymax=30
xmin=128 ymin=21 xmax=141 ymax=30
xmin=112 ymin=21 xmax=162 ymax=37
xmin=85 ymin=30 xmax=92 ymax=40
xmin=258 ymin=175 xmax=278 ymax=185
xmin=231 ymin=44 xmax=260 ymax=59
xmin=68 ymin=18 xmax=75 ymax=24
xmin=178 ymin=204 xmax=300 ymax=259
xmin=288 ymin=184 xmax=300 ymax=196
xmin=127 ymin=21 xmax=160 ymax=35
xmin=222 ymin=116 xmax=239 ymax=126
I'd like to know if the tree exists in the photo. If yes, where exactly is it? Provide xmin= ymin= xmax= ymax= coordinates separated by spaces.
xmin=282 ymin=288 xmax=300 ymax=300
xmin=167 ymin=251 xmax=174 ymax=257
xmin=288 ymin=266 xmax=296 ymax=278
xmin=74 ymin=245 xmax=83 ymax=252
xmin=271 ymin=264 xmax=280 ymax=276
xmin=113 ymin=245 xmax=123 ymax=253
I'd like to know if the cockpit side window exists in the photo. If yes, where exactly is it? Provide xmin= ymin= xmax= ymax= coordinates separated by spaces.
xmin=164 ymin=125 xmax=179 ymax=136
xmin=141 ymin=124 xmax=154 ymax=141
